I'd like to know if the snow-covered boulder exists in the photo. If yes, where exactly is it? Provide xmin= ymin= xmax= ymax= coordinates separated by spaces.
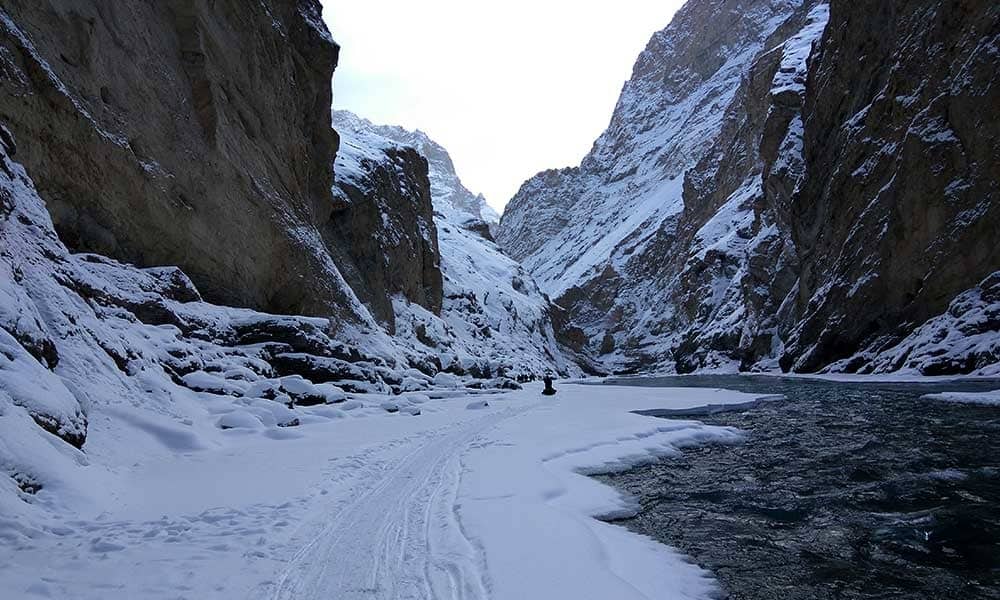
xmin=238 ymin=398 xmax=300 ymax=428
xmin=0 ymin=327 xmax=86 ymax=448
xmin=466 ymin=377 xmax=522 ymax=391
xmin=402 ymin=393 xmax=430 ymax=405
xmin=180 ymin=370 xmax=249 ymax=397
xmin=314 ymin=383 xmax=348 ymax=404
xmin=432 ymin=372 xmax=463 ymax=388
xmin=216 ymin=410 xmax=263 ymax=431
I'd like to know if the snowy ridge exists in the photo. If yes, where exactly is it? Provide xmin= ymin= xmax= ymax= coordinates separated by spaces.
xmin=500 ymin=0 xmax=1000 ymax=377
xmin=332 ymin=110 xmax=575 ymax=379
xmin=499 ymin=0 xmax=800 ymax=294
xmin=334 ymin=110 xmax=498 ymax=226
xmin=498 ymin=0 xmax=807 ymax=373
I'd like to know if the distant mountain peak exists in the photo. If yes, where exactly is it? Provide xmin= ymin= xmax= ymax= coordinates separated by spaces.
xmin=333 ymin=110 xmax=498 ymax=226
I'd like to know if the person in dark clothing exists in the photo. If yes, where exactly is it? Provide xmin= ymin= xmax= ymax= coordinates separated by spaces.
xmin=542 ymin=374 xmax=557 ymax=396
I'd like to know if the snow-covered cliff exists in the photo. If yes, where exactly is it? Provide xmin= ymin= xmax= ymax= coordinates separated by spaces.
xmin=498 ymin=0 xmax=807 ymax=372
xmin=332 ymin=111 xmax=574 ymax=380
xmin=335 ymin=112 xmax=499 ymax=228
xmin=498 ymin=0 xmax=1000 ymax=376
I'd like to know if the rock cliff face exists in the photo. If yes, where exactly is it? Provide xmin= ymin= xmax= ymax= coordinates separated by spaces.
xmin=782 ymin=0 xmax=1000 ymax=373
xmin=352 ymin=117 xmax=500 ymax=229
xmin=0 ymin=0 xmax=359 ymax=319
xmin=327 ymin=111 xmax=442 ymax=331
xmin=498 ymin=0 xmax=806 ymax=373
xmin=332 ymin=112 xmax=574 ymax=379
xmin=498 ymin=0 xmax=1000 ymax=375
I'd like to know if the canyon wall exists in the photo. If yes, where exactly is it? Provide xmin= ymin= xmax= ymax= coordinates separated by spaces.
xmin=498 ymin=0 xmax=1000 ymax=375
xmin=333 ymin=111 xmax=574 ymax=379
xmin=0 ymin=0 xmax=356 ymax=318
xmin=783 ymin=0 xmax=1000 ymax=373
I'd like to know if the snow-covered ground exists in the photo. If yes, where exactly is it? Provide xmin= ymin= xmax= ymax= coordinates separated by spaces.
xmin=1 ymin=383 xmax=768 ymax=600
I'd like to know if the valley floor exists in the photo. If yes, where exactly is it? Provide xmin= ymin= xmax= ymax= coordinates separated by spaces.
xmin=0 ymin=383 xmax=769 ymax=600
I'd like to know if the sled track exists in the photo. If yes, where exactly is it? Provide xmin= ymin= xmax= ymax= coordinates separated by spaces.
xmin=270 ymin=406 xmax=526 ymax=600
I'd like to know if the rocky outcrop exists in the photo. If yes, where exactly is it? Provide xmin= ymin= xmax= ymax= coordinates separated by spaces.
xmin=332 ymin=112 xmax=576 ymax=379
xmin=781 ymin=0 xmax=1000 ymax=372
xmin=843 ymin=270 xmax=1000 ymax=377
xmin=0 ymin=0 xmax=360 ymax=319
xmin=327 ymin=111 xmax=443 ymax=331
xmin=356 ymin=117 xmax=500 ymax=228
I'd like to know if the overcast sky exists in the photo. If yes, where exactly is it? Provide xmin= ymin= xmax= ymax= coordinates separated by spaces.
xmin=320 ymin=1 xmax=684 ymax=213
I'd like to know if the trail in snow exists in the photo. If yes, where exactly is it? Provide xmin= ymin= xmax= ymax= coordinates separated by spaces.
xmin=270 ymin=405 xmax=526 ymax=600
xmin=3 ymin=384 xmax=769 ymax=600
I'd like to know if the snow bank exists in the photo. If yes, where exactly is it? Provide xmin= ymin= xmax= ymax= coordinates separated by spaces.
xmin=458 ymin=384 xmax=760 ymax=600
xmin=921 ymin=390 xmax=1000 ymax=406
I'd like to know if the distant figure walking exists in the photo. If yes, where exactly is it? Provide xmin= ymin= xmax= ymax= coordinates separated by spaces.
xmin=542 ymin=374 xmax=557 ymax=396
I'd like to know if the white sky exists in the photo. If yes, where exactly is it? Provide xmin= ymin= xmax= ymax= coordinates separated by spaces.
xmin=320 ymin=1 xmax=684 ymax=213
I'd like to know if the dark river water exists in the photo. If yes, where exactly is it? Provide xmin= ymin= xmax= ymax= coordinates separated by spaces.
xmin=596 ymin=375 xmax=1000 ymax=600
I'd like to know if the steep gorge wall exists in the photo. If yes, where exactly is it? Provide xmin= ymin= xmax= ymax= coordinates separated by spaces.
xmin=332 ymin=111 xmax=575 ymax=379
xmin=327 ymin=111 xmax=442 ymax=332
xmin=783 ymin=0 xmax=1000 ymax=372
xmin=498 ymin=0 xmax=806 ymax=373
xmin=0 ymin=0 xmax=361 ymax=319
xmin=499 ymin=0 xmax=1000 ymax=375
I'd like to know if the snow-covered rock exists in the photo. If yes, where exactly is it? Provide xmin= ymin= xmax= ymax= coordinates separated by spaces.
xmin=216 ymin=411 xmax=263 ymax=431
xmin=380 ymin=400 xmax=402 ymax=413
xmin=336 ymin=111 xmax=499 ymax=229
xmin=329 ymin=110 xmax=443 ymax=329
xmin=827 ymin=271 xmax=1000 ymax=377
xmin=332 ymin=111 xmax=577 ymax=380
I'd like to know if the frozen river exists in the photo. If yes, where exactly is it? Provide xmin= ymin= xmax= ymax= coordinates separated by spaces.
xmin=599 ymin=375 xmax=1000 ymax=599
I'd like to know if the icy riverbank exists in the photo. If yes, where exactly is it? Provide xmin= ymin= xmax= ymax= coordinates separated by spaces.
xmin=921 ymin=389 xmax=1000 ymax=407
xmin=1 ymin=383 xmax=768 ymax=599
